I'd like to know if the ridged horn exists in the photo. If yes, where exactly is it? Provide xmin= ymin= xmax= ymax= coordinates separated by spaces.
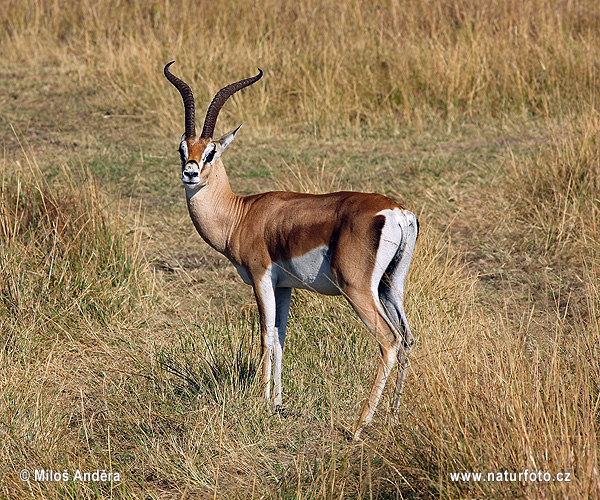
xmin=200 ymin=69 xmax=263 ymax=139
xmin=164 ymin=61 xmax=196 ymax=138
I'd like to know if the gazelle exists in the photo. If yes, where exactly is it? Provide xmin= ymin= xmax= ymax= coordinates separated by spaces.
xmin=164 ymin=62 xmax=418 ymax=439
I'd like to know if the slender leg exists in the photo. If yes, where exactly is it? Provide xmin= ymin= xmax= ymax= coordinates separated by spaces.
xmin=356 ymin=341 xmax=398 ymax=437
xmin=379 ymin=291 xmax=412 ymax=418
xmin=331 ymin=214 xmax=405 ymax=439
xmin=343 ymin=288 xmax=399 ymax=440
xmin=392 ymin=351 xmax=408 ymax=419
xmin=380 ymin=293 xmax=409 ymax=418
xmin=273 ymin=287 xmax=292 ymax=409
xmin=253 ymin=271 xmax=276 ymax=403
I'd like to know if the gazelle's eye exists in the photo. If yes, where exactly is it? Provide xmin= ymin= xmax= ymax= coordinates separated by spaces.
xmin=204 ymin=149 xmax=216 ymax=164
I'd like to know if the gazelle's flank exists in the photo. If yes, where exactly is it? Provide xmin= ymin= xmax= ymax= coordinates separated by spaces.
xmin=164 ymin=62 xmax=418 ymax=439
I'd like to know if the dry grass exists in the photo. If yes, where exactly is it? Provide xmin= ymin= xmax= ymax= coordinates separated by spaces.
xmin=1 ymin=0 xmax=599 ymax=498
xmin=1 ymin=0 xmax=599 ymax=135
xmin=0 ymin=141 xmax=146 ymax=333
xmin=509 ymin=109 xmax=600 ymax=265
xmin=0 ymin=141 xmax=149 ymax=498
xmin=390 ymin=231 xmax=600 ymax=498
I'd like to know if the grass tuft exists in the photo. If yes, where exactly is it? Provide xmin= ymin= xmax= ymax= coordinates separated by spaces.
xmin=158 ymin=317 xmax=260 ymax=405
xmin=0 ymin=147 xmax=145 ymax=331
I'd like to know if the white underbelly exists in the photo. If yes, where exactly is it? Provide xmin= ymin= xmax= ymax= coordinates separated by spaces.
xmin=274 ymin=245 xmax=341 ymax=295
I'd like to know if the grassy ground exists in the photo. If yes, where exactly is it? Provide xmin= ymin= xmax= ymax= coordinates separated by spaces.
xmin=1 ymin=1 xmax=599 ymax=498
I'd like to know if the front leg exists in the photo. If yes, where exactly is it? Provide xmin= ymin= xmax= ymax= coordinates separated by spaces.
xmin=253 ymin=270 xmax=277 ymax=403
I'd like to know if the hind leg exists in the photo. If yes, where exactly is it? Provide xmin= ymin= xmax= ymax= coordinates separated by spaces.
xmin=342 ymin=286 xmax=400 ymax=440
xmin=380 ymin=279 xmax=413 ymax=417
xmin=331 ymin=208 xmax=418 ymax=438
xmin=379 ymin=290 xmax=410 ymax=418
xmin=382 ymin=210 xmax=418 ymax=415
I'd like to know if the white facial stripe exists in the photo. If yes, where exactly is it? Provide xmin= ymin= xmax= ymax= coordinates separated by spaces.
xmin=179 ymin=136 xmax=188 ymax=164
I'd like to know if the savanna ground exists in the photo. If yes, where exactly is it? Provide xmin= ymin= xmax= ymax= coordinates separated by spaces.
xmin=1 ymin=1 xmax=599 ymax=498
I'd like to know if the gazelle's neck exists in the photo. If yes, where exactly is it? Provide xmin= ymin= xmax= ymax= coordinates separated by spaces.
xmin=185 ymin=160 xmax=241 ymax=254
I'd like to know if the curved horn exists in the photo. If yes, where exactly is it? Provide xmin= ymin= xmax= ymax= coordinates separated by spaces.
xmin=200 ymin=69 xmax=263 ymax=139
xmin=164 ymin=61 xmax=196 ymax=138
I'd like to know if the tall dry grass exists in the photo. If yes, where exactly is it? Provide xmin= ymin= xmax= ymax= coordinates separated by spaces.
xmin=0 ymin=148 xmax=146 ymax=333
xmin=1 ymin=0 xmax=599 ymax=134
xmin=1 ymin=1 xmax=600 ymax=498
xmin=509 ymin=108 xmax=600 ymax=266
xmin=387 ymin=228 xmax=600 ymax=498
xmin=394 ymin=104 xmax=600 ymax=497
xmin=260 ymin=125 xmax=600 ymax=497
xmin=0 ymin=139 xmax=152 ymax=498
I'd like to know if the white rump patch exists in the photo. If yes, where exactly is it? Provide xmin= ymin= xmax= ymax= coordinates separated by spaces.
xmin=370 ymin=209 xmax=409 ymax=314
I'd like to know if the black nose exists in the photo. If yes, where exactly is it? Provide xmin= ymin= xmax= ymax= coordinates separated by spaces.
xmin=183 ymin=169 xmax=199 ymax=179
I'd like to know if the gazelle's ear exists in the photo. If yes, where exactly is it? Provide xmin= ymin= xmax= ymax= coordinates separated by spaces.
xmin=217 ymin=124 xmax=242 ymax=154
xmin=210 ymin=125 xmax=241 ymax=163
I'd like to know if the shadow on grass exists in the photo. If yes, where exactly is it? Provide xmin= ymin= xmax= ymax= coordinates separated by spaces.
xmin=158 ymin=317 xmax=259 ymax=404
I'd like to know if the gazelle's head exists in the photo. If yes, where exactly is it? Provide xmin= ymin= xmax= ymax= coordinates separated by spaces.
xmin=164 ymin=62 xmax=263 ymax=191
